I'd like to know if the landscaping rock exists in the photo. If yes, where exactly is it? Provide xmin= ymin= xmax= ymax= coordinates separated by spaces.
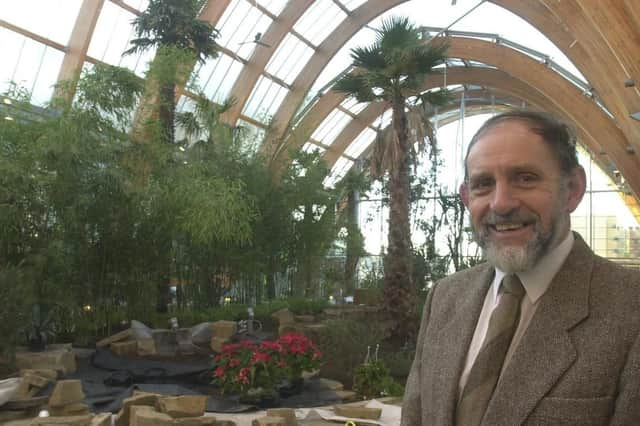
xmin=277 ymin=324 xmax=299 ymax=337
xmin=15 ymin=347 xmax=76 ymax=375
xmin=252 ymin=416 xmax=286 ymax=426
xmin=152 ymin=329 xmax=178 ymax=356
xmin=266 ymin=408 xmax=297 ymax=426
xmin=96 ymin=328 xmax=132 ymax=348
xmin=172 ymin=416 xmax=217 ymax=425
xmin=90 ymin=413 xmax=112 ymax=426
xmin=211 ymin=321 xmax=237 ymax=340
xmin=209 ymin=337 xmax=228 ymax=353
xmin=48 ymin=380 xmax=85 ymax=407
xmin=190 ymin=322 xmax=213 ymax=346
xmin=110 ymin=340 xmax=138 ymax=357
xmin=31 ymin=414 xmax=93 ymax=425
xmin=114 ymin=392 xmax=159 ymax=426
xmin=130 ymin=406 xmax=173 ymax=426
xmin=333 ymin=405 xmax=382 ymax=420
xmin=130 ymin=320 xmax=153 ymax=339
xmin=271 ymin=309 xmax=294 ymax=326
xmin=49 ymin=401 xmax=90 ymax=416
xmin=294 ymin=315 xmax=315 ymax=323
xmin=316 ymin=378 xmax=344 ymax=391
xmin=156 ymin=395 xmax=208 ymax=418
xmin=137 ymin=338 xmax=157 ymax=356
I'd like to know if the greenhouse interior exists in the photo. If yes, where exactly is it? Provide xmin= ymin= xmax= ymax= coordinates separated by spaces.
xmin=1 ymin=0 xmax=640 ymax=424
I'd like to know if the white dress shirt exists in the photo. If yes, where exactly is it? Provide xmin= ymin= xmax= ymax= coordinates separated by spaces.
xmin=458 ymin=231 xmax=575 ymax=395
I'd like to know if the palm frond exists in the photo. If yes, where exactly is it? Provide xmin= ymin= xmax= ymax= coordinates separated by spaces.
xmin=333 ymin=74 xmax=378 ymax=103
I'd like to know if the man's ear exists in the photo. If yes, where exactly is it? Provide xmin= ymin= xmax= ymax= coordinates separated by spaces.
xmin=566 ymin=166 xmax=587 ymax=213
xmin=459 ymin=182 xmax=470 ymax=209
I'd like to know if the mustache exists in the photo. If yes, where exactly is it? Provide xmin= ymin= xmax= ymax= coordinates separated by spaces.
xmin=481 ymin=211 xmax=538 ymax=226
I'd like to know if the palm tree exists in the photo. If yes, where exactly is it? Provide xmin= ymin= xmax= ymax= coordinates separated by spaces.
xmin=333 ymin=16 xmax=448 ymax=340
xmin=125 ymin=0 xmax=220 ymax=144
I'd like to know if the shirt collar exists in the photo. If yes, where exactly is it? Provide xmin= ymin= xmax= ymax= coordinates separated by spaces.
xmin=492 ymin=231 xmax=575 ymax=303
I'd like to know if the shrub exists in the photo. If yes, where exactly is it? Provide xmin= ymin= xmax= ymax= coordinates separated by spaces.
xmin=353 ymin=360 xmax=404 ymax=399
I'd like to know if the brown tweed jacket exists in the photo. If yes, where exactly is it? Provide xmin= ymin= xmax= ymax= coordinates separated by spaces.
xmin=401 ymin=234 xmax=640 ymax=425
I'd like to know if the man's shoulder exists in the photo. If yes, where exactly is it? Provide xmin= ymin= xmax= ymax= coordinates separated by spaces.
xmin=436 ymin=262 xmax=492 ymax=290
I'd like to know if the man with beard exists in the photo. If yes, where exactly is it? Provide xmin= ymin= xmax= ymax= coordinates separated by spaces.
xmin=401 ymin=110 xmax=640 ymax=426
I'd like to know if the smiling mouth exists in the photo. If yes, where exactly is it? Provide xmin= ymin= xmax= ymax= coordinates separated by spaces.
xmin=490 ymin=222 xmax=530 ymax=232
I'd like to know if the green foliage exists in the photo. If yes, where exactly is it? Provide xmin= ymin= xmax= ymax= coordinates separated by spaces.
xmin=353 ymin=360 xmax=404 ymax=398
xmin=125 ymin=0 xmax=219 ymax=64
xmin=285 ymin=298 xmax=329 ymax=315
xmin=316 ymin=319 xmax=388 ymax=387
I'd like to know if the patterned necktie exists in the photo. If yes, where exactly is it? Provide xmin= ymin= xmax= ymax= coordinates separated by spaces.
xmin=456 ymin=274 xmax=526 ymax=426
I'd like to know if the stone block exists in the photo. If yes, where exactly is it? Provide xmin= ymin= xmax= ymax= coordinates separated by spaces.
xmin=251 ymin=416 xmax=286 ymax=426
xmin=156 ymin=395 xmax=208 ymax=418
xmin=333 ymin=390 xmax=359 ymax=403
xmin=114 ymin=392 xmax=159 ymax=426
xmin=96 ymin=328 xmax=132 ymax=348
xmin=20 ymin=369 xmax=58 ymax=381
xmin=173 ymin=416 xmax=218 ymax=425
xmin=130 ymin=406 xmax=172 ymax=426
xmin=333 ymin=405 xmax=381 ymax=420
xmin=49 ymin=402 xmax=90 ymax=416
xmin=90 ymin=413 xmax=112 ymax=426
xmin=15 ymin=348 xmax=76 ymax=375
xmin=21 ymin=371 xmax=52 ymax=389
xmin=209 ymin=337 xmax=228 ymax=353
xmin=110 ymin=340 xmax=138 ymax=357
xmin=266 ymin=408 xmax=297 ymax=426
xmin=214 ymin=421 xmax=237 ymax=426
xmin=271 ymin=309 xmax=294 ymax=326
xmin=294 ymin=315 xmax=315 ymax=323
xmin=48 ymin=380 xmax=85 ymax=407
xmin=211 ymin=321 xmax=237 ymax=340
xmin=137 ymin=338 xmax=157 ymax=356
xmin=31 ymin=414 xmax=93 ymax=425
xmin=316 ymin=378 xmax=343 ymax=391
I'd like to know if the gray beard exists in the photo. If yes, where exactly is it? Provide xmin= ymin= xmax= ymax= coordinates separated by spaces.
xmin=473 ymin=213 xmax=559 ymax=273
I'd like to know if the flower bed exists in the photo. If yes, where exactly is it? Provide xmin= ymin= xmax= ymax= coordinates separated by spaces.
xmin=212 ymin=332 xmax=322 ymax=402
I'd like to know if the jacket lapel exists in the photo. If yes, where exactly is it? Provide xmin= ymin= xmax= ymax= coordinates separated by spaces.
xmin=427 ymin=265 xmax=494 ymax=424
xmin=482 ymin=235 xmax=593 ymax=425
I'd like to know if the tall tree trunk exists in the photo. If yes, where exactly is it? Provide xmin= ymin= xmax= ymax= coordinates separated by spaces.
xmin=159 ymin=83 xmax=176 ymax=144
xmin=344 ymin=189 xmax=360 ymax=295
xmin=383 ymin=98 xmax=415 ymax=341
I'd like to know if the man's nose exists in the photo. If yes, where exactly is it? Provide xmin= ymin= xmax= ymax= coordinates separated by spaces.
xmin=490 ymin=182 xmax=520 ymax=214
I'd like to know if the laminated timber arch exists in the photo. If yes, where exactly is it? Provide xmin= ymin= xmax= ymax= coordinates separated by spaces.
xmin=489 ymin=0 xmax=640 ymax=171
xmin=279 ymin=36 xmax=640 ymax=200
xmin=258 ymin=0 xmax=406 ymax=159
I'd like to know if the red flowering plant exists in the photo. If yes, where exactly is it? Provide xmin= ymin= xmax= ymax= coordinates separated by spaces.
xmin=212 ymin=340 xmax=282 ymax=396
xmin=212 ymin=333 xmax=322 ymax=398
xmin=276 ymin=332 xmax=323 ymax=383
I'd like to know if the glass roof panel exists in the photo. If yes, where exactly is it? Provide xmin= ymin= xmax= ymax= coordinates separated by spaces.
xmin=293 ymin=0 xmax=348 ymax=47
xmin=340 ymin=0 xmax=369 ymax=11
xmin=311 ymin=109 xmax=352 ymax=146
xmin=265 ymin=33 xmax=315 ymax=85
xmin=324 ymin=156 xmax=354 ymax=188
xmin=1 ymin=0 xmax=82 ymax=45
xmin=242 ymin=76 xmax=289 ymax=123
xmin=122 ymin=0 xmax=150 ymax=12
xmin=344 ymin=127 xmax=376 ymax=159
xmin=216 ymin=0 xmax=273 ymax=61
xmin=192 ymin=53 xmax=243 ymax=104
xmin=309 ymin=25 xmax=376 ymax=97
xmin=257 ymin=0 xmax=289 ymax=16
xmin=302 ymin=142 xmax=326 ymax=155
xmin=340 ymin=97 xmax=368 ymax=115
xmin=0 ymin=29 xmax=64 ymax=106
xmin=87 ymin=1 xmax=154 ymax=77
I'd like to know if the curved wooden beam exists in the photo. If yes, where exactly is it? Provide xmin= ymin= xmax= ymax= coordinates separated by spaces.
xmin=489 ymin=0 xmax=640 ymax=166
xmin=221 ymin=0 xmax=314 ymax=125
xmin=260 ymin=0 xmax=406 ymax=160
